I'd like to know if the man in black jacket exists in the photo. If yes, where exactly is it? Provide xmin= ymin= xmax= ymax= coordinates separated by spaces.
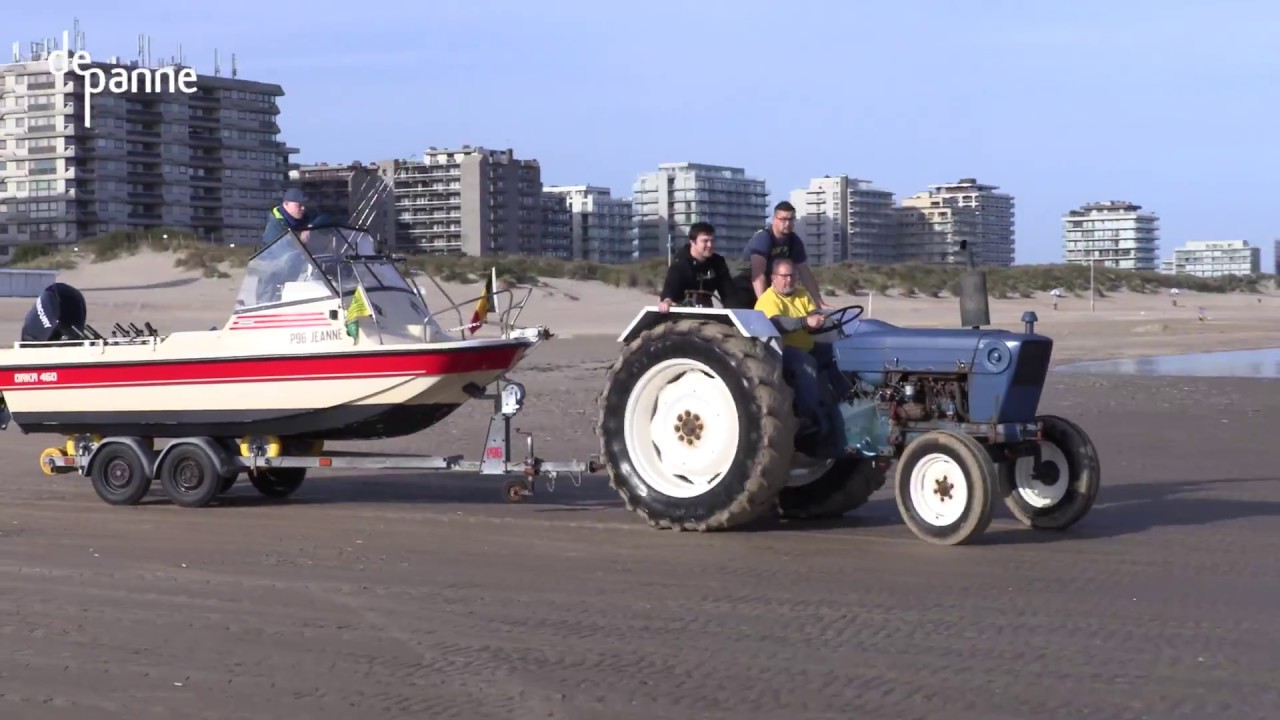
xmin=658 ymin=222 xmax=741 ymax=313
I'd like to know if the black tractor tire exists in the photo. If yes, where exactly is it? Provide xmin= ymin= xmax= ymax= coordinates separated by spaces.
xmin=893 ymin=429 xmax=995 ymax=546
xmin=777 ymin=456 xmax=888 ymax=519
xmin=997 ymin=415 xmax=1100 ymax=531
xmin=598 ymin=318 xmax=796 ymax=531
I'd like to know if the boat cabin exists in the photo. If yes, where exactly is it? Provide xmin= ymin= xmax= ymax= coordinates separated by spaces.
xmin=233 ymin=224 xmax=449 ymax=344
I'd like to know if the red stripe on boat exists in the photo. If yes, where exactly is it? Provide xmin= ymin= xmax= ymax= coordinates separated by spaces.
xmin=0 ymin=344 xmax=523 ymax=390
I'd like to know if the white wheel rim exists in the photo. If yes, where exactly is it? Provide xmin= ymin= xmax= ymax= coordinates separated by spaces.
xmin=1012 ymin=441 xmax=1070 ymax=508
xmin=622 ymin=358 xmax=741 ymax=499
xmin=909 ymin=452 xmax=968 ymax=526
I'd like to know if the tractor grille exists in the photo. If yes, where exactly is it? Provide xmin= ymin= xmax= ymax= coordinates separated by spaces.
xmin=1012 ymin=340 xmax=1052 ymax=387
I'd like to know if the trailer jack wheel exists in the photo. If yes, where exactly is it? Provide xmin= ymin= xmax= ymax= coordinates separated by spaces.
xmin=504 ymin=478 xmax=532 ymax=503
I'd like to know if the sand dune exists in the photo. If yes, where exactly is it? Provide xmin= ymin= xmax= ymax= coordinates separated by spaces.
xmin=0 ymin=251 xmax=1277 ymax=364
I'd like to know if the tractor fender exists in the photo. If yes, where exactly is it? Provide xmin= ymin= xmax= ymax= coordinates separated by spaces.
xmin=617 ymin=306 xmax=782 ymax=346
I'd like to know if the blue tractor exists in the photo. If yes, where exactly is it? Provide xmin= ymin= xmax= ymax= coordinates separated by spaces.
xmin=597 ymin=268 xmax=1100 ymax=546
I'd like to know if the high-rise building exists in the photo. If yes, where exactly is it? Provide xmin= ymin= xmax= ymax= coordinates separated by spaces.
xmin=379 ymin=146 xmax=543 ymax=256
xmin=631 ymin=162 xmax=767 ymax=260
xmin=542 ymin=184 xmax=634 ymax=263
xmin=0 ymin=32 xmax=296 ymax=250
xmin=290 ymin=161 xmax=394 ymax=245
xmin=1062 ymin=200 xmax=1159 ymax=270
xmin=539 ymin=192 xmax=572 ymax=260
xmin=1167 ymin=240 xmax=1260 ymax=277
xmin=790 ymin=175 xmax=897 ymax=265
xmin=894 ymin=194 xmax=982 ymax=265
xmin=894 ymin=178 xmax=1014 ymax=266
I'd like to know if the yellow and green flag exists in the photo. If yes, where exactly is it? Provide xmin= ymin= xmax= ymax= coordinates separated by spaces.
xmin=345 ymin=285 xmax=373 ymax=338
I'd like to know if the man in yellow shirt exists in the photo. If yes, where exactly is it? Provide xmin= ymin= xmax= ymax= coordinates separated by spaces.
xmin=754 ymin=258 xmax=832 ymax=439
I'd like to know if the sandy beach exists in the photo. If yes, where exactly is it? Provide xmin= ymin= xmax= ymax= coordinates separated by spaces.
xmin=0 ymin=252 xmax=1278 ymax=718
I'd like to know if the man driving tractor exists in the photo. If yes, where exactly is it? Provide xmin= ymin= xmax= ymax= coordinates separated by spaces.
xmin=753 ymin=257 xmax=837 ymax=440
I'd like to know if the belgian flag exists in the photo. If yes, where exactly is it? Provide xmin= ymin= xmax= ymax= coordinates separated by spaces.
xmin=466 ymin=268 xmax=497 ymax=334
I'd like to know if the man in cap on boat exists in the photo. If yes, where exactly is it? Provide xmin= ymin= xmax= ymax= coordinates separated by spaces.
xmin=260 ymin=188 xmax=315 ymax=250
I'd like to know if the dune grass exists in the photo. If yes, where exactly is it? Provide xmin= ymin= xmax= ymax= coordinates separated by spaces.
xmin=401 ymin=253 xmax=1272 ymax=298
xmin=8 ymin=233 xmax=1271 ymax=298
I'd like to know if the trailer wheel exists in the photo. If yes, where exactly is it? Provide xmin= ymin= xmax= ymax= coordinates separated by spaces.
xmin=249 ymin=468 xmax=306 ymax=499
xmin=158 ymin=444 xmax=223 ymax=508
xmin=598 ymin=318 xmax=795 ymax=531
xmin=90 ymin=444 xmax=152 ymax=506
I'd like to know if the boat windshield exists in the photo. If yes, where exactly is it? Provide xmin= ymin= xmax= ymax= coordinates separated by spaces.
xmin=234 ymin=225 xmax=417 ymax=311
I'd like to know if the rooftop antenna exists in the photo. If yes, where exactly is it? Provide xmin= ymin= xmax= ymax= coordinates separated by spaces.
xmin=11 ymin=42 xmax=18 ymax=63
xmin=231 ymin=53 xmax=237 ymax=78
xmin=137 ymin=33 xmax=144 ymax=66
xmin=73 ymin=17 xmax=81 ymax=51
xmin=214 ymin=48 xmax=221 ymax=77
xmin=146 ymin=34 xmax=152 ymax=67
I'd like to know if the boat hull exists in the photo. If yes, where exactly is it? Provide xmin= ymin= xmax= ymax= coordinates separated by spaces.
xmin=0 ymin=340 xmax=530 ymax=440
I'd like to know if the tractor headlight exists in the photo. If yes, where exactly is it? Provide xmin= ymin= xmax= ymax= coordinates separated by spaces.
xmin=984 ymin=342 xmax=1011 ymax=372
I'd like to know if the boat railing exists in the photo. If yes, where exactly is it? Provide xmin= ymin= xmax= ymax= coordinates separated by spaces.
xmin=401 ymin=270 xmax=543 ymax=341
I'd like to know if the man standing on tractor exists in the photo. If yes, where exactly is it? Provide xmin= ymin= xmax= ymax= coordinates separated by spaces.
xmin=737 ymin=200 xmax=826 ymax=310
xmin=754 ymin=257 xmax=832 ymax=440
xmin=657 ymin=222 xmax=742 ymax=313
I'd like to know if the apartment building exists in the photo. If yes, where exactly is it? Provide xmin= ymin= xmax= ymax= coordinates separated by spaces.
xmin=1166 ymin=240 xmax=1260 ymax=278
xmin=789 ymin=175 xmax=897 ymax=265
xmin=0 ymin=37 xmax=296 ymax=249
xmin=378 ymin=146 xmax=542 ymax=256
xmin=542 ymin=184 xmax=634 ymax=263
xmin=631 ymin=162 xmax=768 ymax=260
xmin=894 ymin=194 xmax=982 ymax=265
xmin=893 ymin=178 xmax=1015 ymax=266
xmin=1062 ymin=200 xmax=1159 ymax=270
xmin=539 ymin=192 xmax=572 ymax=260
xmin=290 ymin=160 xmax=395 ymax=244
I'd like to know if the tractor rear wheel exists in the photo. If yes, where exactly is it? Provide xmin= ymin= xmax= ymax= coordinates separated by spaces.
xmin=598 ymin=319 xmax=796 ymax=531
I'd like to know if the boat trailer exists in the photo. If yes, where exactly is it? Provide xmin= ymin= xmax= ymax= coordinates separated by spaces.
xmin=34 ymin=378 xmax=602 ymax=508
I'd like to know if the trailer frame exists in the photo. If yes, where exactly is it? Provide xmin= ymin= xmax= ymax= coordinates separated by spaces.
xmin=38 ymin=377 xmax=602 ymax=508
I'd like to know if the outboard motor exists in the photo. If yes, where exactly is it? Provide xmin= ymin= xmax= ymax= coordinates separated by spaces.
xmin=22 ymin=283 xmax=88 ymax=342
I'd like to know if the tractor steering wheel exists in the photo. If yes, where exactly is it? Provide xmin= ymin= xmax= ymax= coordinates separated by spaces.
xmin=809 ymin=304 xmax=865 ymax=337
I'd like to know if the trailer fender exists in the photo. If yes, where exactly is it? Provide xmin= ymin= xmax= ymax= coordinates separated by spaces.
xmin=153 ymin=437 xmax=241 ymax=479
xmin=85 ymin=437 xmax=159 ymax=480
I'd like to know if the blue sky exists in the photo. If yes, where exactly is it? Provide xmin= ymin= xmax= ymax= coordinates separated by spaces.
xmin=12 ymin=1 xmax=1279 ymax=267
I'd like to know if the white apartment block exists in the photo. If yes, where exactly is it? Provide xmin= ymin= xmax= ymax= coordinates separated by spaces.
xmin=790 ymin=175 xmax=897 ymax=265
xmin=896 ymin=178 xmax=1015 ymax=266
xmin=631 ymin=162 xmax=768 ymax=260
xmin=0 ymin=40 xmax=296 ymax=249
xmin=1062 ymin=200 xmax=1159 ymax=270
xmin=542 ymin=184 xmax=634 ymax=263
xmin=1167 ymin=240 xmax=1260 ymax=278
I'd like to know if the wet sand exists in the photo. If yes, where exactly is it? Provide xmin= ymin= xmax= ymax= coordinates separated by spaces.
xmin=1 ymin=335 xmax=1279 ymax=718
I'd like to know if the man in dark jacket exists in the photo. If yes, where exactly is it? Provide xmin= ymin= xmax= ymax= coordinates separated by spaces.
xmin=260 ymin=188 xmax=315 ymax=250
xmin=658 ymin=222 xmax=741 ymax=312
